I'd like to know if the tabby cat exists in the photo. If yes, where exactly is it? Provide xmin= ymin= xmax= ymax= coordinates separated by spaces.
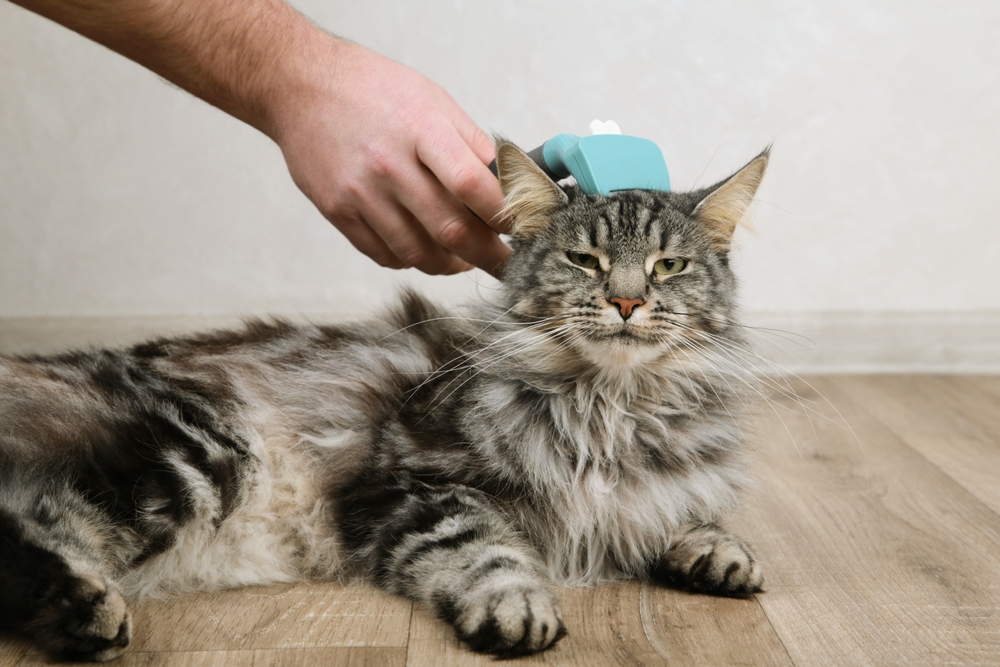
xmin=0 ymin=140 xmax=768 ymax=661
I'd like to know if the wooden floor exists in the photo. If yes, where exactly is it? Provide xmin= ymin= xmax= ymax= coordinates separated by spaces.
xmin=1 ymin=324 xmax=999 ymax=665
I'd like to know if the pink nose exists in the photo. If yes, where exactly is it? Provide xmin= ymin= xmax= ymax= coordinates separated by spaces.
xmin=610 ymin=297 xmax=645 ymax=319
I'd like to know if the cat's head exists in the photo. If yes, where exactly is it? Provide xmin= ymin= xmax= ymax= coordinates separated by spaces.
xmin=494 ymin=138 xmax=768 ymax=371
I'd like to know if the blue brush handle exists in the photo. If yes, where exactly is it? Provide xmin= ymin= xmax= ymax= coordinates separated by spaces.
xmin=488 ymin=133 xmax=670 ymax=195
xmin=538 ymin=134 xmax=579 ymax=179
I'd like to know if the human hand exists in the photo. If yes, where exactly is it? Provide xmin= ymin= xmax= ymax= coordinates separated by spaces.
xmin=9 ymin=1 xmax=509 ymax=275
xmin=268 ymin=36 xmax=510 ymax=277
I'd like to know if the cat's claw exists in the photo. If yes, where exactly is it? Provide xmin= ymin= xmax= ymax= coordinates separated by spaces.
xmin=31 ymin=572 xmax=132 ymax=662
xmin=653 ymin=525 xmax=763 ymax=597
xmin=455 ymin=585 xmax=566 ymax=657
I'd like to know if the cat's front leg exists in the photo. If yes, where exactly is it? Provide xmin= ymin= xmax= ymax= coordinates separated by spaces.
xmin=650 ymin=523 xmax=763 ymax=597
xmin=342 ymin=483 xmax=565 ymax=657
xmin=0 ymin=511 xmax=132 ymax=662
xmin=27 ymin=571 xmax=132 ymax=662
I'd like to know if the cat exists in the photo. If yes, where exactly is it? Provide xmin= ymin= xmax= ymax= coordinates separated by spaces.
xmin=0 ymin=139 xmax=768 ymax=661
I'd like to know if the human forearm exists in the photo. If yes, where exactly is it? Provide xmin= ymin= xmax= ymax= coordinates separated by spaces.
xmin=10 ymin=0 xmax=318 ymax=135
xmin=13 ymin=0 xmax=510 ymax=275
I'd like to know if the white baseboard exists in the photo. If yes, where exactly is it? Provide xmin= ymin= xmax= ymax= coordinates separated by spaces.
xmin=742 ymin=311 xmax=1000 ymax=374
xmin=2 ymin=312 xmax=999 ymax=374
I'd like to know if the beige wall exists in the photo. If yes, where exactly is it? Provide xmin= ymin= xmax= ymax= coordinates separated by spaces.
xmin=2 ymin=1 xmax=998 ymax=322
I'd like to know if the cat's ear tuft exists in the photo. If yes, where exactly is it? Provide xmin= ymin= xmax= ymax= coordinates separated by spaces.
xmin=693 ymin=147 xmax=770 ymax=252
xmin=494 ymin=137 xmax=568 ymax=239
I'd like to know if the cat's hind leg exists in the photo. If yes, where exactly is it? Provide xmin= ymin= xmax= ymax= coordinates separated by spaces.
xmin=650 ymin=523 xmax=763 ymax=597
xmin=0 ymin=497 xmax=132 ymax=662
xmin=341 ymin=483 xmax=565 ymax=657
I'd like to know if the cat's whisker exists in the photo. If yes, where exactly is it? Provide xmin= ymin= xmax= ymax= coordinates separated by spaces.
xmin=416 ymin=327 xmax=580 ymax=420
xmin=650 ymin=324 xmax=803 ymax=425
xmin=379 ymin=303 xmax=549 ymax=342
xmin=0 ymin=143 xmax=786 ymax=660
xmin=463 ymin=323 xmax=587 ymax=385
xmin=670 ymin=343 xmax=752 ymax=446
xmin=430 ymin=317 xmax=584 ymax=379
xmin=675 ymin=335 xmax=806 ymax=460
xmin=666 ymin=320 xmax=866 ymax=471
xmin=661 ymin=345 xmax=708 ymax=413
xmin=667 ymin=324 xmax=814 ymax=415
xmin=396 ymin=316 xmax=571 ymax=404
xmin=685 ymin=334 xmax=810 ymax=407
xmin=657 ymin=316 xmax=816 ymax=407
xmin=417 ymin=321 xmax=580 ymax=404
xmin=653 ymin=310 xmax=818 ymax=353
xmin=436 ymin=322 xmax=584 ymax=397
xmin=684 ymin=327 xmax=844 ymax=425
xmin=658 ymin=333 xmax=761 ymax=418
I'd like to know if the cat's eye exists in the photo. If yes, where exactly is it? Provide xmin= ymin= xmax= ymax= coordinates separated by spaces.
xmin=653 ymin=258 xmax=687 ymax=276
xmin=567 ymin=252 xmax=600 ymax=270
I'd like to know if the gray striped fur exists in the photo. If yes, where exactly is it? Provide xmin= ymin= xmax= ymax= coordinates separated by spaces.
xmin=0 ymin=143 xmax=768 ymax=660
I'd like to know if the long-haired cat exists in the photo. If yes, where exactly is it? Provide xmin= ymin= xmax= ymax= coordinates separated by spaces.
xmin=0 ymin=140 xmax=768 ymax=661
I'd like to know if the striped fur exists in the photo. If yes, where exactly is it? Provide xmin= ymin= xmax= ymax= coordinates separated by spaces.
xmin=0 ymin=145 xmax=768 ymax=660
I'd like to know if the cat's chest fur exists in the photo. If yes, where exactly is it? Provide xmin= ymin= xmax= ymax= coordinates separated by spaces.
xmin=458 ymin=372 xmax=748 ymax=584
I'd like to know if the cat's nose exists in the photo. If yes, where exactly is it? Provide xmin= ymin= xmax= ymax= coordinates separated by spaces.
xmin=610 ymin=297 xmax=645 ymax=320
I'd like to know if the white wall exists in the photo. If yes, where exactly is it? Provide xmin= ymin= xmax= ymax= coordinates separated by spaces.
xmin=2 ymin=1 xmax=999 ymax=324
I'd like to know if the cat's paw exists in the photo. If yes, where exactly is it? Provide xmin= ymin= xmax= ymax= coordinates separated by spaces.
xmin=653 ymin=524 xmax=763 ymax=597
xmin=452 ymin=583 xmax=566 ymax=657
xmin=30 ymin=572 xmax=132 ymax=662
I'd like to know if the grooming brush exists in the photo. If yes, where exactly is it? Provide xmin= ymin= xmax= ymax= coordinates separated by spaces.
xmin=490 ymin=120 xmax=670 ymax=195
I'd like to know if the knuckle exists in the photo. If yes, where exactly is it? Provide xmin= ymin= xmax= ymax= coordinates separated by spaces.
xmin=330 ymin=216 xmax=408 ymax=270
xmin=398 ymin=246 xmax=434 ymax=271
xmin=376 ymin=255 xmax=408 ymax=270
xmin=435 ymin=216 xmax=474 ymax=250
xmin=447 ymin=165 xmax=480 ymax=199
xmin=366 ymin=242 xmax=408 ymax=269
xmin=312 ymin=192 xmax=340 ymax=219
xmin=367 ymin=148 xmax=397 ymax=179
xmin=319 ymin=185 xmax=361 ymax=221
xmin=338 ymin=178 xmax=364 ymax=201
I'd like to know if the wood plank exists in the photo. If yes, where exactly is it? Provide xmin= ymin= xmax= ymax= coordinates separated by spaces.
xmin=966 ymin=375 xmax=1000 ymax=401
xmin=127 ymin=583 xmax=411 ymax=652
xmin=16 ymin=648 xmax=404 ymax=667
xmin=0 ymin=635 xmax=29 ymax=667
xmin=406 ymin=584 xmax=667 ymax=666
xmin=737 ymin=376 xmax=1000 ymax=666
xmin=638 ymin=585 xmax=793 ymax=665
xmin=830 ymin=375 xmax=1000 ymax=514
xmin=17 ymin=652 xmax=153 ymax=666
xmin=252 ymin=648 xmax=407 ymax=667
xmin=406 ymin=582 xmax=791 ymax=666
xmin=5 ymin=310 xmax=1000 ymax=666
xmin=17 ymin=650 xmax=234 ymax=666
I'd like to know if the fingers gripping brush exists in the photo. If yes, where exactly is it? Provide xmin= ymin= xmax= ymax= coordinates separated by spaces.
xmin=489 ymin=120 xmax=671 ymax=195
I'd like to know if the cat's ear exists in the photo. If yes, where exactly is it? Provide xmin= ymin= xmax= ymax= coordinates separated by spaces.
xmin=692 ymin=148 xmax=770 ymax=251
xmin=494 ymin=138 xmax=568 ymax=239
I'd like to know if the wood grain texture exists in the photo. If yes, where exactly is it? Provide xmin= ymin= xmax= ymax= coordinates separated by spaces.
xmin=739 ymin=376 xmax=1000 ymax=666
xmin=0 ymin=636 xmax=29 ymax=667
xmin=250 ymin=648 xmax=407 ymax=667
xmin=405 ymin=582 xmax=790 ymax=666
xmin=3 ymin=308 xmax=1000 ymax=666
xmin=830 ymin=375 xmax=1000 ymax=514
xmin=638 ymin=584 xmax=793 ymax=666
xmin=16 ymin=648 xmax=406 ymax=667
xmin=966 ymin=375 xmax=1000 ymax=401
xmin=406 ymin=584 xmax=667 ymax=666
xmin=127 ymin=583 xmax=412 ymax=652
